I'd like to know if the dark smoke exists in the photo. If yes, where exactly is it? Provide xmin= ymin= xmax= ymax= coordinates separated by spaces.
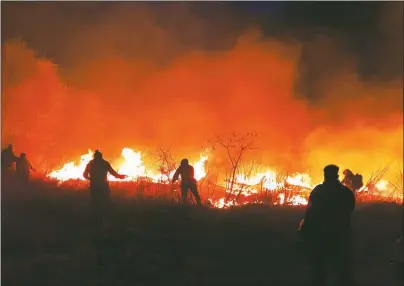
xmin=1 ymin=2 xmax=402 ymax=181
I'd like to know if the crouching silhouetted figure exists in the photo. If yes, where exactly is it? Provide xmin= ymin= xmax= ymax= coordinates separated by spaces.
xmin=83 ymin=150 xmax=126 ymax=222
xmin=341 ymin=169 xmax=363 ymax=195
xmin=172 ymin=159 xmax=202 ymax=206
xmin=299 ymin=164 xmax=355 ymax=286
xmin=16 ymin=153 xmax=35 ymax=183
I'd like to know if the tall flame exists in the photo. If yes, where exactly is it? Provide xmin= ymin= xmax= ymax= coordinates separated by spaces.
xmin=112 ymin=148 xmax=146 ymax=181
xmin=47 ymin=148 xmax=208 ymax=184
xmin=47 ymin=150 xmax=93 ymax=181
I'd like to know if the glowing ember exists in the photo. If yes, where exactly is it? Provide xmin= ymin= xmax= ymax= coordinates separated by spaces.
xmin=208 ymin=198 xmax=250 ymax=209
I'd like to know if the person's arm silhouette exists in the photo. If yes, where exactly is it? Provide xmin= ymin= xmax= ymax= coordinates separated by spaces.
xmin=107 ymin=162 xmax=127 ymax=180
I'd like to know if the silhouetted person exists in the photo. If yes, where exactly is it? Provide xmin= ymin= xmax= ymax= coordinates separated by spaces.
xmin=172 ymin=159 xmax=202 ymax=206
xmin=83 ymin=150 xmax=126 ymax=221
xmin=300 ymin=164 xmax=355 ymax=286
xmin=16 ymin=153 xmax=35 ymax=183
xmin=1 ymin=144 xmax=18 ymax=170
xmin=341 ymin=169 xmax=363 ymax=194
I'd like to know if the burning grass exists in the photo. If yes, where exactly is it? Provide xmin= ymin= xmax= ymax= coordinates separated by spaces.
xmin=42 ymin=147 xmax=402 ymax=209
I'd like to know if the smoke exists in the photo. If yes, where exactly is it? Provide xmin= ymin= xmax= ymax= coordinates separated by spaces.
xmin=1 ymin=2 xmax=402 ymax=181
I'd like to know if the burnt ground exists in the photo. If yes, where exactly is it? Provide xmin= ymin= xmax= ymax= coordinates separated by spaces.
xmin=1 ymin=180 xmax=402 ymax=286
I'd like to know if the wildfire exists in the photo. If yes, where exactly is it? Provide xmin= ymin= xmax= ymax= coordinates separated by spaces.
xmin=358 ymin=179 xmax=403 ymax=201
xmin=229 ymin=171 xmax=313 ymax=192
xmin=375 ymin=180 xmax=389 ymax=191
xmin=47 ymin=151 xmax=94 ymax=181
xmin=209 ymin=193 xmax=308 ymax=209
xmin=209 ymin=198 xmax=247 ymax=209
xmin=47 ymin=148 xmax=207 ymax=184
xmin=47 ymin=147 xmax=402 ymax=209
xmin=114 ymin=148 xmax=146 ymax=181
xmin=275 ymin=193 xmax=308 ymax=206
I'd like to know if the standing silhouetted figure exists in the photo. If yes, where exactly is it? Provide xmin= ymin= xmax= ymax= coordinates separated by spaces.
xmin=172 ymin=159 xmax=202 ymax=206
xmin=300 ymin=164 xmax=355 ymax=286
xmin=16 ymin=153 xmax=35 ymax=183
xmin=1 ymin=144 xmax=18 ymax=170
xmin=83 ymin=150 xmax=126 ymax=221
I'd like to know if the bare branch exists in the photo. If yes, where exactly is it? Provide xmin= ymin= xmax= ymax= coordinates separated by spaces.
xmin=210 ymin=132 xmax=257 ymax=203
xmin=151 ymin=147 xmax=177 ymax=182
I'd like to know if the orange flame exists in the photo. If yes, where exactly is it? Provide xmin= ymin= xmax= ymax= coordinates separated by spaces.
xmin=47 ymin=148 xmax=207 ymax=183
xmin=47 ymin=148 xmax=402 ymax=208
xmin=47 ymin=150 xmax=93 ymax=181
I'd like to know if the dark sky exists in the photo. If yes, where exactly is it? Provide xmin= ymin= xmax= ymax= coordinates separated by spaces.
xmin=2 ymin=2 xmax=402 ymax=96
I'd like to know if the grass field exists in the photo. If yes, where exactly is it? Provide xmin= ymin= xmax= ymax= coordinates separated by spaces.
xmin=1 ymin=177 xmax=402 ymax=286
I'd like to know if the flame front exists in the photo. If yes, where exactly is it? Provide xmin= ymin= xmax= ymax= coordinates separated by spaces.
xmin=112 ymin=148 xmax=146 ymax=181
xmin=276 ymin=193 xmax=308 ymax=206
xmin=47 ymin=150 xmax=94 ymax=181
xmin=47 ymin=148 xmax=207 ymax=184
xmin=47 ymin=148 xmax=402 ymax=208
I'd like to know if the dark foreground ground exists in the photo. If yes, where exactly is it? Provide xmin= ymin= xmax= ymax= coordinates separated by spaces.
xmin=1 ymin=180 xmax=402 ymax=286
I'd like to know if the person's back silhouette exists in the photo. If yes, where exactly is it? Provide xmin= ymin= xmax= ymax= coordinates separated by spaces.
xmin=83 ymin=150 xmax=126 ymax=221
xmin=2 ymin=144 xmax=18 ymax=170
xmin=172 ymin=159 xmax=202 ymax=206
xmin=300 ymin=164 xmax=355 ymax=286
xmin=16 ymin=153 xmax=35 ymax=183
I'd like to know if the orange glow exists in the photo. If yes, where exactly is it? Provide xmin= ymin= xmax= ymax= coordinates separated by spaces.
xmin=275 ymin=193 xmax=308 ymax=206
xmin=2 ymin=28 xmax=402 ymax=208
xmin=46 ymin=148 xmax=402 ymax=209
xmin=47 ymin=148 xmax=207 ymax=183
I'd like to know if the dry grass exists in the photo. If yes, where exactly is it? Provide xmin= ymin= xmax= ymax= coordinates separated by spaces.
xmin=356 ymin=167 xmax=403 ymax=204
xmin=1 ymin=176 xmax=402 ymax=286
xmin=32 ymin=164 xmax=402 ymax=208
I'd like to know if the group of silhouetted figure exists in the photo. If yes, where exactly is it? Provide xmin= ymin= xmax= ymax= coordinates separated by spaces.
xmin=1 ymin=145 xmax=402 ymax=286
xmin=81 ymin=150 xmax=203 ymax=220
xmin=1 ymin=144 xmax=36 ymax=183
xmin=61 ymin=149 xmax=374 ymax=286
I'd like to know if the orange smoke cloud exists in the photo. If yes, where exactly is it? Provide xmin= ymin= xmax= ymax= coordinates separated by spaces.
xmin=1 ymin=6 xmax=402 ymax=184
